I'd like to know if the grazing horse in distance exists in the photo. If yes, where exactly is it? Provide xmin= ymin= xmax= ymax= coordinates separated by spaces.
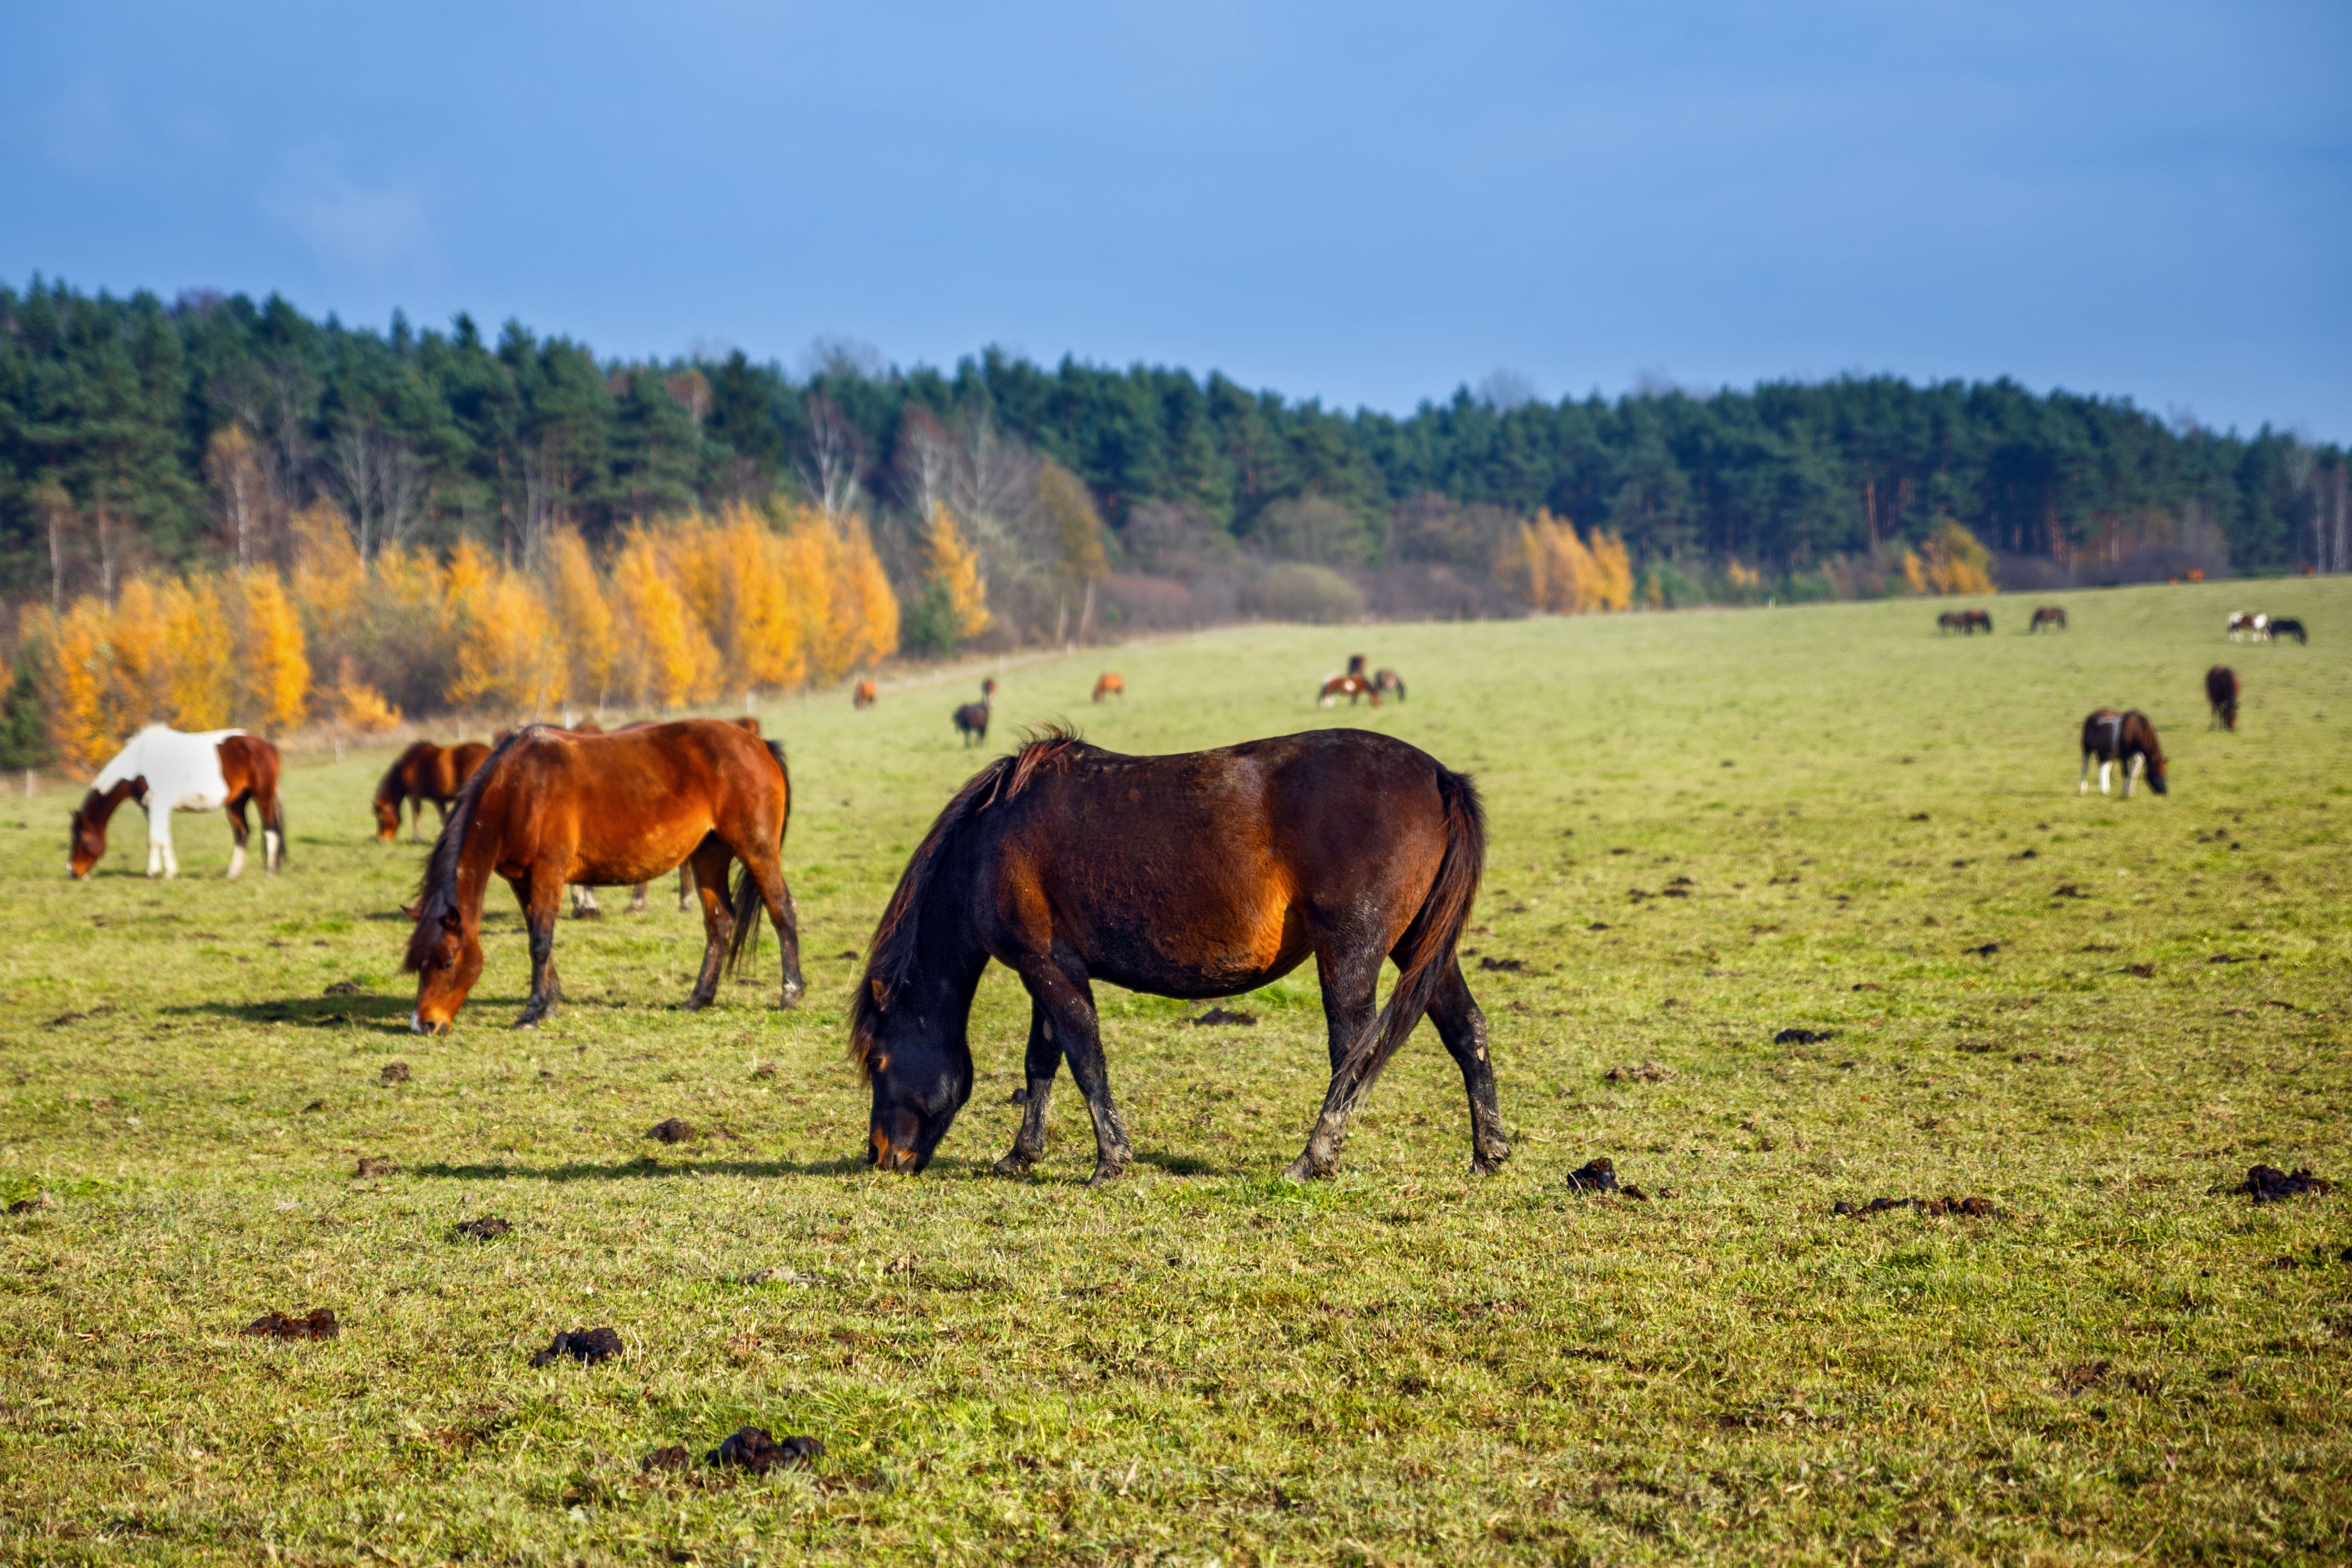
xmin=405 ymin=719 xmax=802 ymax=1033
xmin=2079 ymin=709 xmax=2168 ymax=797
xmin=71 ymin=726 xmax=285 ymax=879
xmin=1373 ymin=668 xmax=1407 ymax=702
xmin=2228 ymin=612 xmax=2267 ymax=641
xmin=953 ymin=680 xmax=997 ymax=746
xmin=1937 ymin=609 xmax=1992 ymax=635
xmin=373 ymin=740 xmax=490 ymax=842
xmin=1091 ymin=672 xmax=1124 ymax=703
xmin=2029 ymin=606 xmax=2068 ymax=632
xmin=852 ymin=726 xmax=1504 ymax=1184
xmin=853 ymin=679 xmax=878 ymax=710
xmin=1346 ymin=653 xmax=1368 ymax=677
xmin=1318 ymin=673 xmax=1378 ymax=708
xmin=2206 ymin=666 xmax=2241 ymax=731
xmin=2267 ymin=617 xmax=2308 ymax=645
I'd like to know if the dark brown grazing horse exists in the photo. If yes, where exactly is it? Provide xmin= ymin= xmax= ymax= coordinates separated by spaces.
xmin=852 ymin=727 xmax=1505 ymax=1185
xmin=2029 ymin=606 xmax=2068 ymax=632
xmin=2267 ymin=618 xmax=2308 ymax=645
xmin=70 ymin=730 xmax=286 ymax=879
xmin=373 ymin=740 xmax=490 ymax=842
xmin=405 ymin=719 xmax=802 ymax=1032
xmin=1937 ymin=609 xmax=1993 ymax=635
xmin=2206 ymin=666 xmax=2241 ymax=730
xmin=2079 ymin=709 xmax=2168 ymax=797
xmin=853 ymin=680 xmax=879 ymax=710
xmin=1373 ymin=668 xmax=1407 ymax=701
xmin=953 ymin=679 xmax=997 ymax=746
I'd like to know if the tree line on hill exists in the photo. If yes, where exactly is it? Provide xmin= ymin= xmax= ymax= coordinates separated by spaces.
xmin=2 ymin=275 xmax=2347 ymax=765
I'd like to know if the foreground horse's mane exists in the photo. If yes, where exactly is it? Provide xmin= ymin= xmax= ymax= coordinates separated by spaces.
xmin=849 ymin=725 xmax=1086 ymax=1080
xmin=403 ymin=728 xmax=532 ymax=973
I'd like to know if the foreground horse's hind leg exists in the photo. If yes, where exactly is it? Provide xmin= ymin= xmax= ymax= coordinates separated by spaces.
xmin=993 ymin=1001 xmax=1063 ymax=1176
xmin=1019 ymin=960 xmax=1130 ymax=1185
xmin=225 ymin=797 xmax=251 ymax=879
xmin=1285 ymin=943 xmax=1427 ymax=1181
xmin=514 ymin=873 xmax=565 ymax=1027
xmin=1314 ymin=943 xmax=1384 ymax=1077
xmin=683 ymin=838 xmax=737 ymax=1010
xmin=1425 ymin=956 xmax=1511 ymax=1174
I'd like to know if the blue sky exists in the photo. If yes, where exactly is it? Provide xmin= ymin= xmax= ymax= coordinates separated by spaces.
xmin=5 ymin=2 xmax=2345 ymax=438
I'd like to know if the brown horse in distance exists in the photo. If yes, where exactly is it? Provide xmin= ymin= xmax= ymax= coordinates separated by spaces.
xmin=1373 ymin=668 xmax=1407 ymax=702
xmin=953 ymin=680 xmax=997 ymax=746
xmin=2206 ymin=666 xmax=2241 ymax=730
xmin=1091 ymin=672 xmax=1124 ymax=703
xmin=852 ymin=726 xmax=1505 ymax=1185
xmin=405 ymin=719 xmax=802 ymax=1033
xmin=2029 ymin=606 xmax=2068 ymax=632
xmin=70 ymin=731 xmax=287 ymax=879
xmin=853 ymin=680 xmax=879 ymax=710
xmin=374 ymin=740 xmax=491 ymax=842
xmin=2079 ymin=709 xmax=2168 ymax=797
xmin=1317 ymin=673 xmax=1378 ymax=708
xmin=1937 ymin=609 xmax=1993 ymax=635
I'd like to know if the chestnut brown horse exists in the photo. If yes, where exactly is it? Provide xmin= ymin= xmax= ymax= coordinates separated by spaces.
xmin=372 ymin=740 xmax=491 ymax=842
xmin=2206 ymin=666 xmax=2241 ymax=730
xmin=853 ymin=679 xmax=879 ymax=710
xmin=2079 ymin=708 xmax=2168 ymax=797
xmin=405 ymin=719 xmax=802 ymax=1032
xmin=852 ymin=726 xmax=1504 ymax=1185
xmin=1317 ymin=672 xmax=1378 ymax=707
xmin=71 ymin=728 xmax=286 ymax=879
xmin=1091 ymin=672 xmax=1124 ymax=703
xmin=953 ymin=679 xmax=997 ymax=746
xmin=2029 ymin=606 xmax=2068 ymax=632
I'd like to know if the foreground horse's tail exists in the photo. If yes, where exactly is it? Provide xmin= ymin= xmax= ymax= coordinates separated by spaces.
xmin=1349 ymin=765 xmax=1487 ymax=1079
xmin=725 ymin=740 xmax=791 ymax=975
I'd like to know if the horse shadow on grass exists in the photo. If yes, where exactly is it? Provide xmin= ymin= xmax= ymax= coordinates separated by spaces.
xmin=166 ymin=995 xmax=417 ymax=1031
xmin=412 ymin=1153 xmax=894 ymax=1182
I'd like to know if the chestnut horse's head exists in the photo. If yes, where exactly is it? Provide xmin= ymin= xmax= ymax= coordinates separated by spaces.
xmin=2135 ymin=714 xmax=2169 ymax=794
xmin=67 ymin=802 xmax=105 ymax=878
xmin=371 ymin=793 xmax=402 ymax=842
xmin=404 ymin=900 xmax=482 ymax=1034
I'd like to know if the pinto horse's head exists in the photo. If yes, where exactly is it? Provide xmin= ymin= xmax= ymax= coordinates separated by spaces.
xmin=67 ymin=804 xmax=104 ymax=878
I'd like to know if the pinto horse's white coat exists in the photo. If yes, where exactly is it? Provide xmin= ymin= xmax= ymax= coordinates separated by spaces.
xmin=88 ymin=725 xmax=256 ymax=878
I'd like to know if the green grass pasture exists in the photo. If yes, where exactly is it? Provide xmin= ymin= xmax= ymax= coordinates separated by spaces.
xmin=3 ymin=580 xmax=2348 ymax=1564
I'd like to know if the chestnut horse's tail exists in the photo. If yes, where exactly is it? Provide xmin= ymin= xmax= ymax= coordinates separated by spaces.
xmin=1352 ymin=764 xmax=1487 ymax=1078
xmin=725 ymin=740 xmax=791 ymax=975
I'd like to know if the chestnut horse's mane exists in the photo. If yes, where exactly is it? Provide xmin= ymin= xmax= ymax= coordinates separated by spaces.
xmin=850 ymin=724 xmax=1085 ymax=1079
xmin=403 ymin=728 xmax=534 ymax=973
xmin=375 ymin=740 xmax=436 ymax=809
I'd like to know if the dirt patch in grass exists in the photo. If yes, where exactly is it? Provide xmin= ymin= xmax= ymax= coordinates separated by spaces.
xmin=245 ymin=1308 xmax=339 ymax=1340
xmin=1189 ymin=1008 xmax=1256 ymax=1027
xmin=646 ymin=1117 xmax=696 ymax=1143
xmin=379 ymin=1062 xmax=410 ymax=1085
xmin=1833 ymin=1196 xmax=2001 ymax=1218
xmin=530 ymin=1327 xmax=623 ymax=1366
xmin=706 ymin=1427 xmax=823 ymax=1473
xmin=451 ymin=1215 xmax=512 ymax=1241
xmin=2232 ymin=1165 xmax=2333 ymax=1203
xmin=1604 ymin=1061 xmax=1675 ymax=1083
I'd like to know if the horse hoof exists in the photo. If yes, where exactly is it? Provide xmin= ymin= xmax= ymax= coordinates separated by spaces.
xmin=1280 ymin=1155 xmax=1334 ymax=1183
xmin=1085 ymin=1160 xmax=1129 ymax=1188
xmin=682 ymin=994 xmax=713 ymax=1013
xmin=1471 ymin=1149 xmax=1512 ymax=1176
xmin=992 ymin=1151 xmax=1036 ymax=1177
xmin=778 ymin=986 xmax=804 ymax=1012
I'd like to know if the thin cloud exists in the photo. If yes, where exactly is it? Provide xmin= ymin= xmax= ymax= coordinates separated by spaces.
xmin=258 ymin=156 xmax=436 ymax=276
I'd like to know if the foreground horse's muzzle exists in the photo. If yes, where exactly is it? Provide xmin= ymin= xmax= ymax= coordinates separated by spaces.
xmin=410 ymin=1010 xmax=452 ymax=1036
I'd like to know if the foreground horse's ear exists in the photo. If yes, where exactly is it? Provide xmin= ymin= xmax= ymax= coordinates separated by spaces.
xmin=441 ymin=910 xmax=463 ymax=933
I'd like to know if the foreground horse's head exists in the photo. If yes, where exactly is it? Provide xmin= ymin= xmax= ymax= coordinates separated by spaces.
xmin=67 ymin=803 xmax=105 ymax=878
xmin=854 ymin=982 xmax=975 ymax=1174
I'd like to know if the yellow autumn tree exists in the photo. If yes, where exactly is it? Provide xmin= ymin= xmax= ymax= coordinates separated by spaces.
xmin=608 ymin=529 xmax=719 ymax=710
xmin=108 ymin=579 xmax=175 ymax=726
xmin=448 ymin=547 xmax=564 ymax=717
xmin=659 ymin=506 xmax=808 ymax=694
xmin=160 ymin=575 xmax=234 ymax=728
xmin=540 ymin=527 xmax=617 ymax=711
xmin=925 ymin=505 xmax=991 ymax=638
xmin=833 ymin=513 xmax=899 ymax=672
xmin=1914 ymin=519 xmax=1996 ymax=595
xmin=1588 ymin=528 xmax=1635 ymax=611
xmin=44 ymin=598 xmax=121 ymax=773
xmin=233 ymin=569 xmax=310 ymax=731
xmin=332 ymin=658 xmax=402 ymax=731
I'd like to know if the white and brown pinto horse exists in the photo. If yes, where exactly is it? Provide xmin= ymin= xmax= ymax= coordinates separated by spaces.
xmin=70 ymin=726 xmax=285 ymax=878
xmin=1318 ymin=673 xmax=1379 ymax=708
xmin=2227 ymin=612 xmax=2268 ymax=641
xmin=2077 ymin=710 xmax=2168 ymax=798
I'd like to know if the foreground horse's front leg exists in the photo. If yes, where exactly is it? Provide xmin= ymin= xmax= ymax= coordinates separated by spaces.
xmin=515 ymin=875 xmax=564 ymax=1027
xmin=628 ymin=882 xmax=649 ymax=914
xmin=993 ymin=1000 xmax=1063 ymax=1176
xmin=1425 ymin=956 xmax=1511 ymax=1175
xmin=683 ymin=840 xmax=737 ymax=1010
xmin=1021 ymin=960 xmax=1129 ymax=1185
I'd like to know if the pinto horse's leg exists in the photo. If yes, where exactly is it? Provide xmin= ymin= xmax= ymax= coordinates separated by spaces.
xmin=1017 ymin=959 xmax=1130 ymax=1186
xmin=2099 ymin=760 xmax=2113 ymax=795
xmin=2125 ymin=755 xmax=2142 ymax=798
xmin=683 ymin=837 xmax=737 ymax=1010
xmin=225 ymin=794 xmax=251 ymax=879
xmin=993 ymin=1000 xmax=1063 ymax=1176
xmin=514 ymin=873 xmax=565 ymax=1027
xmin=2078 ymin=751 xmax=2093 ymax=795
xmin=1425 ymin=955 xmax=1511 ymax=1174
xmin=628 ymin=882 xmax=649 ymax=915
